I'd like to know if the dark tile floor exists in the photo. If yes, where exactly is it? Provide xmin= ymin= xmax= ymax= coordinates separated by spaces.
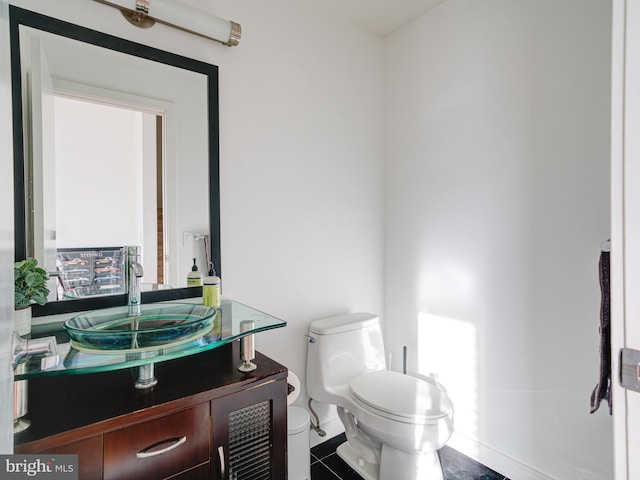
xmin=310 ymin=434 xmax=510 ymax=480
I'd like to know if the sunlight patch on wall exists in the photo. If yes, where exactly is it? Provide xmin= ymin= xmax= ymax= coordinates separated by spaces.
xmin=419 ymin=262 xmax=476 ymax=317
xmin=418 ymin=312 xmax=478 ymax=452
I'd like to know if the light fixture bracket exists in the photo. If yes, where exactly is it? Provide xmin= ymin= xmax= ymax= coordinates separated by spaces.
xmin=121 ymin=0 xmax=156 ymax=29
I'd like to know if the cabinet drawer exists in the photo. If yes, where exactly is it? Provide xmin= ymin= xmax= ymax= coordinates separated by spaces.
xmin=167 ymin=462 xmax=210 ymax=479
xmin=104 ymin=403 xmax=210 ymax=480
xmin=41 ymin=435 xmax=103 ymax=480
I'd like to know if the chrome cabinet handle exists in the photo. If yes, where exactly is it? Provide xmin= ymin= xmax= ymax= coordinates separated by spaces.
xmin=136 ymin=436 xmax=186 ymax=458
xmin=218 ymin=445 xmax=226 ymax=479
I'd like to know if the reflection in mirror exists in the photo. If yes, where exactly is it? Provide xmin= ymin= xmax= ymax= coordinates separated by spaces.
xmin=51 ymin=96 xmax=164 ymax=300
xmin=11 ymin=6 xmax=221 ymax=315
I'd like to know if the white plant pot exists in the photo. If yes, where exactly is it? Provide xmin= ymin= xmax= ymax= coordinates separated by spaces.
xmin=14 ymin=306 xmax=32 ymax=336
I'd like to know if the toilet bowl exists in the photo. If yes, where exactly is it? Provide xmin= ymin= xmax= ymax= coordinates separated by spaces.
xmin=306 ymin=313 xmax=454 ymax=480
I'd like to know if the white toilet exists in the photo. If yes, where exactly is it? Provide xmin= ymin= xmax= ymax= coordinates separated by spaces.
xmin=306 ymin=312 xmax=454 ymax=480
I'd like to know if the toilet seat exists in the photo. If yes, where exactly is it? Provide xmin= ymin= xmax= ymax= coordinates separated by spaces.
xmin=349 ymin=370 xmax=453 ymax=425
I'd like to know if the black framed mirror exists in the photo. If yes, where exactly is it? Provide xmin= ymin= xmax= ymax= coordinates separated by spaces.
xmin=10 ymin=6 xmax=221 ymax=316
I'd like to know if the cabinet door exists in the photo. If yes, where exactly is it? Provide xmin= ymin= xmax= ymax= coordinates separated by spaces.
xmin=41 ymin=435 xmax=103 ymax=480
xmin=211 ymin=379 xmax=287 ymax=480
xmin=104 ymin=403 xmax=210 ymax=480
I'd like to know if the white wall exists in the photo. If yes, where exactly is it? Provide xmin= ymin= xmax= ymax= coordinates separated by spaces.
xmin=384 ymin=1 xmax=612 ymax=479
xmin=54 ymin=100 xmax=161 ymax=282
xmin=54 ymin=98 xmax=144 ymax=248
xmin=11 ymin=0 xmax=385 ymax=423
xmin=209 ymin=0 xmax=386 ymax=396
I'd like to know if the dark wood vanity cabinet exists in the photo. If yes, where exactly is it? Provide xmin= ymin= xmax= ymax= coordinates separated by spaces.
xmin=103 ymin=404 xmax=210 ymax=480
xmin=212 ymin=378 xmax=287 ymax=479
xmin=14 ymin=342 xmax=288 ymax=480
xmin=39 ymin=435 xmax=103 ymax=480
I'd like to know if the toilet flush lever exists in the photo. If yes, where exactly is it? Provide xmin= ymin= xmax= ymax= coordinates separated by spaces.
xmin=305 ymin=335 xmax=316 ymax=343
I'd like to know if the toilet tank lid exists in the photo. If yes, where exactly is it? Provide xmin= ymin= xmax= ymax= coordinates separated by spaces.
xmin=310 ymin=312 xmax=379 ymax=335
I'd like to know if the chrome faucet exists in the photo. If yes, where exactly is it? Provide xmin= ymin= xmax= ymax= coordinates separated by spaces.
xmin=124 ymin=246 xmax=157 ymax=388
xmin=125 ymin=246 xmax=144 ymax=316
xmin=12 ymin=330 xmax=59 ymax=372
xmin=12 ymin=330 xmax=59 ymax=433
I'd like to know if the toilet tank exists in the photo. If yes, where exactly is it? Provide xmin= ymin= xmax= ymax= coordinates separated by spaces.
xmin=306 ymin=313 xmax=386 ymax=402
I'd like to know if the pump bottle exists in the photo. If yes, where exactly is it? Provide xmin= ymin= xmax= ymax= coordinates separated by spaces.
xmin=187 ymin=258 xmax=203 ymax=286
xmin=203 ymin=262 xmax=221 ymax=308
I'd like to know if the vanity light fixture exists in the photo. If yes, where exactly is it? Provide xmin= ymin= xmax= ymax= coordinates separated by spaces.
xmin=94 ymin=0 xmax=241 ymax=46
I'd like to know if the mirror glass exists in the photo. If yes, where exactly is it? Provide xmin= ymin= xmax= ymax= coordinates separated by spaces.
xmin=11 ymin=7 xmax=221 ymax=315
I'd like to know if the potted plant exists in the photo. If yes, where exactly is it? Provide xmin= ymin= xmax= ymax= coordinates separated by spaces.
xmin=14 ymin=257 xmax=49 ymax=336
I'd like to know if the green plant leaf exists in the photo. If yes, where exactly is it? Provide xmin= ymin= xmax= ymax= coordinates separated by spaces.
xmin=31 ymin=293 xmax=48 ymax=306
xmin=25 ymin=271 xmax=39 ymax=287
xmin=14 ymin=257 xmax=49 ymax=308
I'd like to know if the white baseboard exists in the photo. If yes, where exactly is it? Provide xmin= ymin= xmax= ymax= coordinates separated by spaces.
xmin=448 ymin=432 xmax=553 ymax=480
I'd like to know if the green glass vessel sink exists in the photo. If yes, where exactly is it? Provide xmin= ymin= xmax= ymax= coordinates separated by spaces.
xmin=17 ymin=299 xmax=286 ymax=380
xmin=64 ymin=303 xmax=216 ymax=353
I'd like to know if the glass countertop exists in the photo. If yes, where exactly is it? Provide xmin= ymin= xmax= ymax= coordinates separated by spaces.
xmin=15 ymin=299 xmax=286 ymax=380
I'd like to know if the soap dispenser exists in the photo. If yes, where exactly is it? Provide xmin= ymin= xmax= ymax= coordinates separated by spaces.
xmin=203 ymin=262 xmax=221 ymax=308
xmin=187 ymin=258 xmax=203 ymax=286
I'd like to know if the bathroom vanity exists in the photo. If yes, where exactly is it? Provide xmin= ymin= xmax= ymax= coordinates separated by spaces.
xmin=13 ymin=300 xmax=288 ymax=480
